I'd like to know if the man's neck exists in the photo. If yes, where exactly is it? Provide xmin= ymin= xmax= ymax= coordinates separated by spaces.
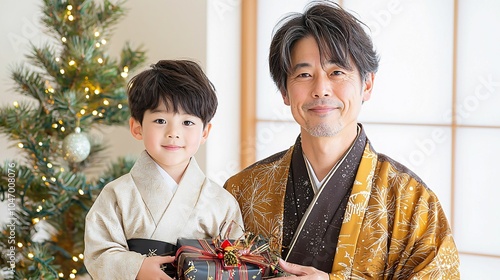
xmin=301 ymin=124 xmax=358 ymax=181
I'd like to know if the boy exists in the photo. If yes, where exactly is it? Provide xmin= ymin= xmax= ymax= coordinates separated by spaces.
xmin=84 ymin=60 xmax=244 ymax=280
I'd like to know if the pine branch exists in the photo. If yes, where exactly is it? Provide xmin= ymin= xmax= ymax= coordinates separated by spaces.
xmin=10 ymin=67 xmax=48 ymax=106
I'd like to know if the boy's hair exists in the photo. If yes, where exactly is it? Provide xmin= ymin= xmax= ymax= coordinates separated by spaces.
xmin=269 ymin=0 xmax=379 ymax=93
xmin=127 ymin=60 xmax=218 ymax=127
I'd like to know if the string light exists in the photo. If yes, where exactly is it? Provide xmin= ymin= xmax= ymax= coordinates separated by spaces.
xmin=84 ymin=87 xmax=89 ymax=92
xmin=101 ymin=39 xmax=107 ymax=45
xmin=69 ymin=60 xmax=76 ymax=66
xmin=55 ymin=57 xmax=60 ymax=62
xmin=97 ymin=58 xmax=103 ymax=64
xmin=95 ymin=42 xmax=101 ymax=48
xmin=70 ymin=273 xmax=76 ymax=279
xmin=79 ymin=254 xmax=84 ymax=259
xmin=59 ymin=273 xmax=64 ymax=278
xmin=42 ymin=176 xmax=47 ymax=181
xmin=67 ymin=4 xmax=73 ymax=11
xmin=61 ymin=126 xmax=66 ymax=132
xmin=28 ymin=253 xmax=34 ymax=259
xmin=52 ymin=123 xmax=59 ymax=129
xmin=32 ymin=218 xmax=40 ymax=224
xmin=13 ymin=101 xmax=19 ymax=107
xmin=80 ymin=109 xmax=86 ymax=115
xmin=94 ymin=89 xmax=100 ymax=95
xmin=78 ymin=189 xmax=84 ymax=195
xmin=92 ymin=110 xmax=98 ymax=116
xmin=47 ymin=163 xmax=53 ymax=168
xmin=86 ymin=94 xmax=90 ymax=99
xmin=98 ymin=112 xmax=104 ymax=117
xmin=72 ymin=269 xmax=77 ymax=274
xmin=61 ymin=37 xmax=67 ymax=43
xmin=103 ymin=99 xmax=109 ymax=105
xmin=38 ymin=142 xmax=43 ymax=146
xmin=72 ymin=256 xmax=78 ymax=262
xmin=120 ymin=66 xmax=129 ymax=78
xmin=18 ymin=143 xmax=24 ymax=148
xmin=17 ymin=242 xmax=23 ymax=248
xmin=94 ymin=31 xmax=100 ymax=37
xmin=60 ymin=69 xmax=65 ymax=74
xmin=117 ymin=104 xmax=123 ymax=109
xmin=68 ymin=15 xmax=74 ymax=21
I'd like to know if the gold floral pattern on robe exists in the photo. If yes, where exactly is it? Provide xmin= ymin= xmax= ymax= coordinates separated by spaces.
xmin=224 ymin=140 xmax=460 ymax=279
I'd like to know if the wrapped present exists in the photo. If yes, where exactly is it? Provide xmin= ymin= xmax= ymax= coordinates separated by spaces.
xmin=175 ymin=235 xmax=277 ymax=280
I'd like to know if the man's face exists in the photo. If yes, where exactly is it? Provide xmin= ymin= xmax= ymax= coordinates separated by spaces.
xmin=283 ymin=36 xmax=373 ymax=138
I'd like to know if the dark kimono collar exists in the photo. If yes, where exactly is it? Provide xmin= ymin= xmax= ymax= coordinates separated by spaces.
xmin=282 ymin=124 xmax=368 ymax=272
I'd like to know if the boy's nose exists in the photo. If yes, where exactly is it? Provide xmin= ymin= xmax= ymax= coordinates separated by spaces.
xmin=167 ymin=134 xmax=180 ymax=139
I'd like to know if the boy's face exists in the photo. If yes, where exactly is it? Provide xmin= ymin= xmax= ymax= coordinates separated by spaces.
xmin=130 ymin=102 xmax=211 ymax=174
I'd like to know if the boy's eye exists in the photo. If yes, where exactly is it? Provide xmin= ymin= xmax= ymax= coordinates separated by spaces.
xmin=154 ymin=119 xmax=166 ymax=124
xmin=183 ymin=120 xmax=195 ymax=126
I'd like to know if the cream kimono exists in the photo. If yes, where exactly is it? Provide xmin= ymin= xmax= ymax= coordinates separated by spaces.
xmin=225 ymin=125 xmax=460 ymax=279
xmin=84 ymin=151 xmax=243 ymax=280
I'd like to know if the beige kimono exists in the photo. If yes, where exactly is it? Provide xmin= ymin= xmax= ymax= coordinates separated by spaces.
xmin=225 ymin=126 xmax=460 ymax=279
xmin=84 ymin=151 xmax=243 ymax=280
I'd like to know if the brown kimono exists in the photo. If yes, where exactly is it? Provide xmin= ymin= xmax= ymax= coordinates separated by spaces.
xmin=224 ymin=125 xmax=460 ymax=279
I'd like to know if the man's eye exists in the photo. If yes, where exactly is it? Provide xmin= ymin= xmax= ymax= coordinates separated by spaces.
xmin=297 ymin=73 xmax=311 ymax=78
xmin=154 ymin=119 xmax=166 ymax=124
xmin=183 ymin=120 xmax=195 ymax=126
xmin=331 ymin=70 xmax=344 ymax=76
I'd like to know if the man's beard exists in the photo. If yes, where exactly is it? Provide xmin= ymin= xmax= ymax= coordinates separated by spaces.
xmin=304 ymin=120 xmax=343 ymax=137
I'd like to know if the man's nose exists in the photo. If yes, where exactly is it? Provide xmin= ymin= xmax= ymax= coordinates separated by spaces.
xmin=312 ymin=74 xmax=332 ymax=98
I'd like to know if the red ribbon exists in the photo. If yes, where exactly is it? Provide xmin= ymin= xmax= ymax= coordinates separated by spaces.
xmin=175 ymin=240 xmax=272 ymax=280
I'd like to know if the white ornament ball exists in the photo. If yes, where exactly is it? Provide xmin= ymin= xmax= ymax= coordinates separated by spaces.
xmin=63 ymin=127 xmax=91 ymax=163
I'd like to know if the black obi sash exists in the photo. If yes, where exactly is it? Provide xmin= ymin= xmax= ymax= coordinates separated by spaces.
xmin=127 ymin=238 xmax=177 ymax=277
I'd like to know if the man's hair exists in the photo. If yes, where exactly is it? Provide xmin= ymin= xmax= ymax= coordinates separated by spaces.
xmin=269 ymin=0 xmax=379 ymax=93
xmin=127 ymin=60 xmax=218 ymax=127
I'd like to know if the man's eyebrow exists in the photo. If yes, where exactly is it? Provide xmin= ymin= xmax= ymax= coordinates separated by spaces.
xmin=291 ymin=62 xmax=311 ymax=73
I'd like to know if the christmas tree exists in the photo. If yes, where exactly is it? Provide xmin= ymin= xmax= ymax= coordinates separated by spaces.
xmin=0 ymin=0 xmax=146 ymax=279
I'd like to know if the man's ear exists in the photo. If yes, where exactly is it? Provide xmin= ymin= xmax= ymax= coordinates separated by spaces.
xmin=281 ymin=88 xmax=290 ymax=106
xmin=362 ymin=72 xmax=375 ymax=102
xmin=200 ymin=123 xmax=212 ymax=145
xmin=129 ymin=117 xmax=143 ymax=140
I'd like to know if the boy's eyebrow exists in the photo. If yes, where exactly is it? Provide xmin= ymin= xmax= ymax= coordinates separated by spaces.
xmin=150 ymin=108 xmax=168 ymax=113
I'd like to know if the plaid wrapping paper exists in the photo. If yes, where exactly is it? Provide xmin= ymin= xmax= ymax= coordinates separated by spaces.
xmin=175 ymin=239 xmax=273 ymax=280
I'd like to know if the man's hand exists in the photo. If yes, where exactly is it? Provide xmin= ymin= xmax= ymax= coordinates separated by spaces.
xmin=136 ymin=256 xmax=175 ymax=280
xmin=277 ymin=258 xmax=329 ymax=280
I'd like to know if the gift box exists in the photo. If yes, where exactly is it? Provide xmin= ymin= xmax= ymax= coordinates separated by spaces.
xmin=175 ymin=237 xmax=275 ymax=280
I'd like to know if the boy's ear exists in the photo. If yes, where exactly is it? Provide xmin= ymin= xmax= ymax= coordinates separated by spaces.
xmin=129 ymin=117 xmax=143 ymax=140
xmin=200 ymin=123 xmax=212 ymax=144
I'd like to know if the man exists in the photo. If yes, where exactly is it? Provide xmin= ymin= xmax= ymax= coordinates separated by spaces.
xmin=224 ymin=1 xmax=460 ymax=279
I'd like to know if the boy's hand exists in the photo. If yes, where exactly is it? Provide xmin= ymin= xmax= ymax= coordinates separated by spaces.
xmin=136 ymin=256 xmax=175 ymax=280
